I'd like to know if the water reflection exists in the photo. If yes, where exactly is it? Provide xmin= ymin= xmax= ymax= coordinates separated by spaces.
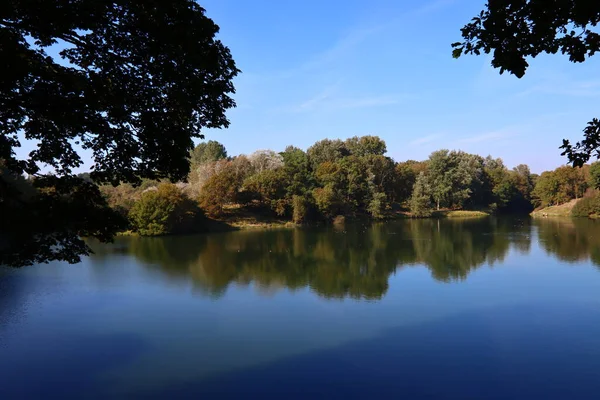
xmin=534 ymin=218 xmax=600 ymax=265
xmin=92 ymin=218 xmax=541 ymax=300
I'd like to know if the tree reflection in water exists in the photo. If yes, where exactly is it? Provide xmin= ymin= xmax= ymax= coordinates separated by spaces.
xmin=92 ymin=217 xmax=600 ymax=300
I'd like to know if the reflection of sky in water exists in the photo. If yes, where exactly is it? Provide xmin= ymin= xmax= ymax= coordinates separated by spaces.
xmin=2 ymin=218 xmax=600 ymax=398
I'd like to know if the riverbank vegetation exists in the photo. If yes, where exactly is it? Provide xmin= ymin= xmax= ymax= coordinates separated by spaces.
xmin=90 ymin=135 xmax=595 ymax=235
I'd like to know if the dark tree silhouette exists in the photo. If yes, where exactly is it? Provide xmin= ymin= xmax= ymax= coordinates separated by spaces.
xmin=452 ymin=0 xmax=600 ymax=166
xmin=1 ymin=0 xmax=239 ymax=266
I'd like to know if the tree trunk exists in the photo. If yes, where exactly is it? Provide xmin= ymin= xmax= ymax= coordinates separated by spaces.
xmin=437 ymin=199 xmax=440 ymax=210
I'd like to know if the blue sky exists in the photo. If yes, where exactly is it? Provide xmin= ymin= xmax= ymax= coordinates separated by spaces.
xmin=196 ymin=0 xmax=600 ymax=173
xmin=16 ymin=0 xmax=600 ymax=174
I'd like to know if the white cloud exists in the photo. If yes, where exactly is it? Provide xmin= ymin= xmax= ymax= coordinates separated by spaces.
xmin=409 ymin=133 xmax=444 ymax=146
xmin=296 ymin=93 xmax=401 ymax=112
xmin=457 ymin=131 xmax=513 ymax=144
xmin=518 ymin=79 xmax=600 ymax=98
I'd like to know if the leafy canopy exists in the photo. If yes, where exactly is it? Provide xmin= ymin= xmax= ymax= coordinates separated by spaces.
xmin=452 ymin=0 xmax=600 ymax=166
xmin=1 ymin=0 xmax=238 ymax=266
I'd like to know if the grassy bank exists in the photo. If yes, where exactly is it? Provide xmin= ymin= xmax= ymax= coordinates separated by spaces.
xmin=391 ymin=209 xmax=490 ymax=219
xmin=444 ymin=210 xmax=490 ymax=218
xmin=531 ymin=199 xmax=579 ymax=218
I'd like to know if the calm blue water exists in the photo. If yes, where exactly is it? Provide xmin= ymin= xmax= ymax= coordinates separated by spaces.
xmin=2 ymin=217 xmax=600 ymax=399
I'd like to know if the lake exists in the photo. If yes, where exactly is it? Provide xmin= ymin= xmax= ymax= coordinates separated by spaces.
xmin=2 ymin=217 xmax=600 ymax=399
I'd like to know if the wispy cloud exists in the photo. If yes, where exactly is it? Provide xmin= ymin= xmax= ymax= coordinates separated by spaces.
xmin=409 ymin=133 xmax=443 ymax=146
xmin=457 ymin=131 xmax=513 ymax=144
xmin=298 ymin=83 xmax=341 ymax=110
xmin=263 ymin=0 xmax=456 ymax=80
xmin=518 ymin=79 xmax=600 ymax=98
xmin=297 ymin=94 xmax=401 ymax=112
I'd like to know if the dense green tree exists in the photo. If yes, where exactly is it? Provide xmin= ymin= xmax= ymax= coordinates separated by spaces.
xmin=1 ymin=0 xmax=238 ymax=266
xmin=532 ymin=171 xmax=561 ymax=207
xmin=338 ymin=155 xmax=370 ymax=211
xmin=453 ymin=0 xmax=600 ymax=166
xmin=365 ymin=155 xmax=396 ymax=201
xmin=242 ymin=169 xmax=288 ymax=215
xmin=394 ymin=162 xmax=417 ymax=204
xmin=531 ymin=166 xmax=587 ymax=207
xmin=344 ymin=135 xmax=387 ymax=157
xmin=410 ymin=172 xmax=433 ymax=217
xmin=589 ymin=162 xmax=600 ymax=189
xmin=281 ymin=146 xmax=314 ymax=197
xmin=368 ymin=192 xmax=388 ymax=219
xmin=312 ymin=185 xmax=342 ymax=219
xmin=292 ymin=195 xmax=314 ymax=224
xmin=190 ymin=141 xmax=227 ymax=166
xmin=512 ymin=164 xmax=535 ymax=201
xmin=427 ymin=150 xmax=452 ymax=210
xmin=307 ymin=139 xmax=349 ymax=170
xmin=427 ymin=150 xmax=478 ymax=210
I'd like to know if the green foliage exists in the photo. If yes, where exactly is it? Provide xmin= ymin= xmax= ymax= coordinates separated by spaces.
xmin=427 ymin=150 xmax=483 ymax=210
xmin=190 ymin=141 xmax=227 ymax=166
xmin=368 ymin=192 xmax=388 ymax=219
xmin=1 ymin=174 xmax=126 ymax=266
xmin=410 ymin=172 xmax=432 ymax=217
xmin=394 ymin=162 xmax=417 ymax=204
xmin=313 ymin=185 xmax=341 ymax=219
xmin=129 ymin=183 xmax=201 ymax=236
xmin=590 ymin=162 xmax=600 ymax=189
xmin=281 ymin=146 xmax=314 ymax=197
xmin=1 ymin=1 xmax=238 ymax=266
xmin=571 ymin=194 xmax=600 ymax=218
xmin=453 ymin=1 xmax=600 ymax=166
xmin=198 ymin=162 xmax=245 ymax=217
xmin=242 ymin=169 xmax=288 ymax=215
xmin=344 ymin=135 xmax=387 ymax=157
xmin=532 ymin=166 xmax=588 ymax=207
xmin=307 ymin=139 xmax=349 ymax=170
xmin=292 ymin=195 xmax=314 ymax=224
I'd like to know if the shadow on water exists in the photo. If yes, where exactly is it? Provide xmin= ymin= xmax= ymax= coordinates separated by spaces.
xmin=143 ymin=301 xmax=600 ymax=400
xmin=0 ymin=332 xmax=148 ymax=399
xmin=92 ymin=218 xmax=534 ymax=300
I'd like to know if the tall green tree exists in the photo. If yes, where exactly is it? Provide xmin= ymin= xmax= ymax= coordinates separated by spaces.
xmin=410 ymin=172 xmax=433 ymax=217
xmin=394 ymin=162 xmax=417 ymax=204
xmin=307 ymin=139 xmax=349 ymax=170
xmin=427 ymin=150 xmax=453 ymax=210
xmin=427 ymin=150 xmax=479 ymax=210
xmin=281 ymin=146 xmax=313 ymax=198
xmin=1 ymin=0 xmax=238 ymax=266
xmin=452 ymin=0 xmax=600 ymax=166
xmin=190 ymin=141 xmax=227 ymax=166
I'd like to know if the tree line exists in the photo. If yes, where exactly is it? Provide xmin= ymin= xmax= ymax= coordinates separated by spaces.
xmin=89 ymin=135 xmax=600 ymax=236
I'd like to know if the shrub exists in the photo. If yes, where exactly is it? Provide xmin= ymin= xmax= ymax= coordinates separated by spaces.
xmin=571 ymin=194 xmax=600 ymax=217
xmin=129 ymin=183 xmax=201 ymax=236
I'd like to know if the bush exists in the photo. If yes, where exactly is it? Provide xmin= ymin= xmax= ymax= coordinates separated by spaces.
xmin=571 ymin=194 xmax=600 ymax=217
xmin=129 ymin=183 xmax=201 ymax=236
